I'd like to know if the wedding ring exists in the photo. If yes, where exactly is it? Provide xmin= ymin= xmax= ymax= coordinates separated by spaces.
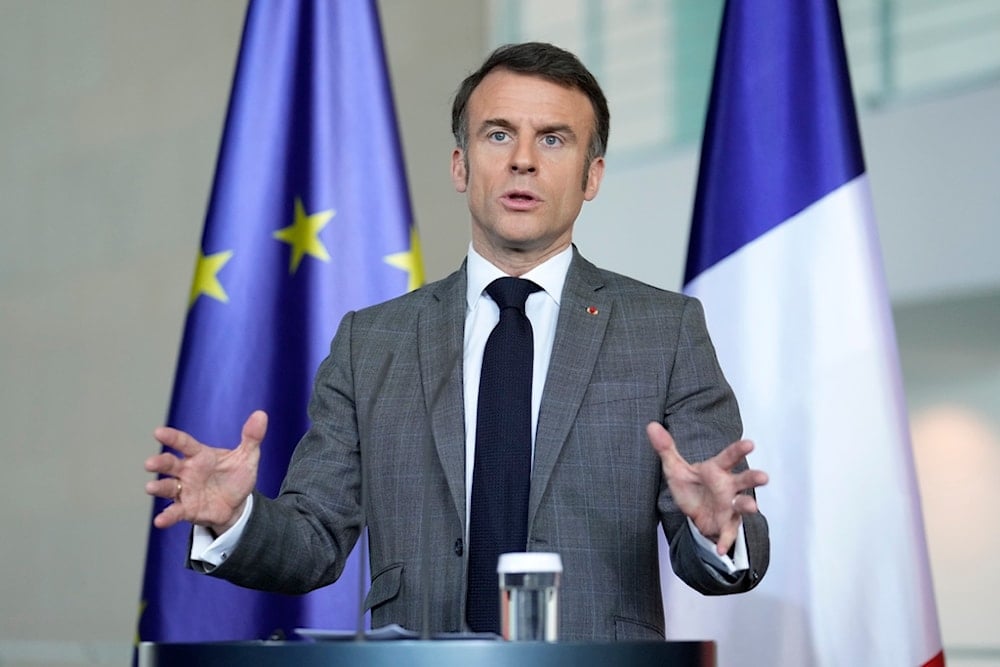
xmin=731 ymin=495 xmax=738 ymax=509
xmin=175 ymin=480 xmax=183 ymax=500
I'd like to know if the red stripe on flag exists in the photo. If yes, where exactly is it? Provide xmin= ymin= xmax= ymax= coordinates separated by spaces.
xmin=923 ymin=650 xmax=946 ymax=667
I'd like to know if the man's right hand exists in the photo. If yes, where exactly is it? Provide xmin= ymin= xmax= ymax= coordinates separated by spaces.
xmin=144 ymin=410 xmax=266 ymax=535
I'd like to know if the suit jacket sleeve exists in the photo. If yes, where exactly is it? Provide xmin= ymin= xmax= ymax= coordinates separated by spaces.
xmin=659 ymin=296 xmax=769 ymax=593
xmin=201 ymin=310 xmax=365 ymax=594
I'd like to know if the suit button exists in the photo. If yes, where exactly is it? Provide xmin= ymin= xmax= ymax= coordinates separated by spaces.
xmin=454 ymin=538 xmax=464 ymax=556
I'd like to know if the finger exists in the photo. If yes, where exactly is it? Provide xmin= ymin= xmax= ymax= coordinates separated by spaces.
xmin=731 ymin=493 xmax=759 ymax=515
xmin=239 ymin=410 xmax=268 ymax=453
xmin=713 ymin=439 xmax=755 ymax=471
xmin=145 ymin=477 xmax=182 ymax=500
xmin=144 ymin=451 xmax=180 ymax=476
xmin=714 ymin=507 xmax=744 ymax=555
xmin=152 ymin=502 xmax=186 ymax=529
xmin=153 ymin=425 xmax=204 ymax=458
xmin=646 ymin=422 xmax=684 ymax=465
xmin=732 ymin=468 xmax=769 ymax=494
xmin=716 ymin=522 xmax=739 ymax=556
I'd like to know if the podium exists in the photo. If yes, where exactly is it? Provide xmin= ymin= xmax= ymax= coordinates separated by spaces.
xmin=143 ymin=639 xmax=716 ymax=666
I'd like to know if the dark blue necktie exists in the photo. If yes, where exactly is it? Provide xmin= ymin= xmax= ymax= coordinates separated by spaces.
xmin=466 ymin=277 xmax=541 ymax=634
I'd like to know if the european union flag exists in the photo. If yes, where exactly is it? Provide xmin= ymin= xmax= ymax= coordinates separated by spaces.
xmin=137 ymin=0 xmax=421 ymax=643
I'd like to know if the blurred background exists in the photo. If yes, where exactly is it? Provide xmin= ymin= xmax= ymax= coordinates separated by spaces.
xmin=0 ymin=0 xmax=997 ymax=664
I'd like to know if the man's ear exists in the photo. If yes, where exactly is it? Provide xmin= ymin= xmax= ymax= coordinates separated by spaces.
xmin=583 ymin=156 xmax=605 ymax=201
xmin=451 ymin=148 xmax=468 ymax=193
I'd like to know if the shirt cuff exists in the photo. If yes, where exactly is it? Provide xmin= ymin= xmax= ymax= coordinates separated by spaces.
xmin=190 ymin=495 xmax=254 ymax=571
xmin=686 ymin=516 xmax=749 ymax=576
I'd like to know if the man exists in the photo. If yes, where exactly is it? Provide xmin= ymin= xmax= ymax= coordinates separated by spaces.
xmin=145 ymin=42 xmax=769 ymax=641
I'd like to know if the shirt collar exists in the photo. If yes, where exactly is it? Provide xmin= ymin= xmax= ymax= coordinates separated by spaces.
xmin=466 ymin=244 xmax=572 ymax=310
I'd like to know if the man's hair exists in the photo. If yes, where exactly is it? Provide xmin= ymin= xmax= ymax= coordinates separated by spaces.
xmin=451 ymin=42 xmax=610 ymax=167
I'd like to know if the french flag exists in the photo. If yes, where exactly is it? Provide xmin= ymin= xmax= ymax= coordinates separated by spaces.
xmin=662 ymin=1 xmax=946 ymax=665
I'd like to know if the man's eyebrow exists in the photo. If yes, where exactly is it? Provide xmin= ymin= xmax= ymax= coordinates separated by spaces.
xmin=476 ymin=119 xmax=579 ymax=141
xmin=536 ymin=123 xmax=577 ymax=141
xmin=477 ymin=118 xmax=516 ymax=135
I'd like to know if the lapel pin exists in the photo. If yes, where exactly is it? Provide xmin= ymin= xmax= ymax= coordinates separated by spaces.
xmin=586 ymin=306 xmax=599 ymax=316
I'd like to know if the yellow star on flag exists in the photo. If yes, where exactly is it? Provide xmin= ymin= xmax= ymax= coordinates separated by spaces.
xmin=384 ymin=226 xmax=425 ymax=292
xmin=135 ymin=599 xmax=147 ymax=646
xmin=273 ymin=197 xmax=334 ymax=273
xmin=188 ymin=249 xmax=234 ymax=308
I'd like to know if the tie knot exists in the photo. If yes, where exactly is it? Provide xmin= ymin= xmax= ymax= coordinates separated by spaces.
xmin=486 ymin=277 xmax=541 ymax=312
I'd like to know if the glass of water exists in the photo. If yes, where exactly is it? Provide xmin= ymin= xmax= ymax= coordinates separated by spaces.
xmin=497 ymin=552 xmax=562 ymax=641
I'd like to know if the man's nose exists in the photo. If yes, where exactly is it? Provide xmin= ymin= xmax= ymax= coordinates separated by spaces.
xmin=508 ymin=142 xmax=537 ymax=174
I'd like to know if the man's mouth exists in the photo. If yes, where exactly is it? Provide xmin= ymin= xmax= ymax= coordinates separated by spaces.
xmin=502 ymin=190 xmax=541 ymax=209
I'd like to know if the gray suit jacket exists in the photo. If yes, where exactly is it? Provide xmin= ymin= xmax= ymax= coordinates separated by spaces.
xmin=209 ymin=248 xmax=769 ymax=640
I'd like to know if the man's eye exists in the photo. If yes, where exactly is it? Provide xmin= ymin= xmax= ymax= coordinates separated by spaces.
xmin=542 ymin=135 xmax=562 ymax=147
xmin=489 ymin=131 xmax=508 ymax=142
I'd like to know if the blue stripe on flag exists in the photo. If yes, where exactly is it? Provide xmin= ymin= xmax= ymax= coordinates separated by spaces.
xmin=684 ymin=0 xmax=866 ymax=284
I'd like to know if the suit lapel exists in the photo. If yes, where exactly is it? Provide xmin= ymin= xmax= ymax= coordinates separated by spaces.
xmin=529 ymin=250 xmax=610 ymax=528
xmin=418 ymin=265 xmax=469 ymax=528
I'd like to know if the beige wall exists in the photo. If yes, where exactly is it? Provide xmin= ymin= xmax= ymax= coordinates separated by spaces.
xmin=0 ymin=1 xmax=485 ymax=663
xmin=0 ymin=1 xmax=996 ymax=664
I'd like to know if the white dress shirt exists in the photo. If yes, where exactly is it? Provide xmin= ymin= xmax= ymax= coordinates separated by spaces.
xmin=462 ymin=244 xmax=568 ymax=520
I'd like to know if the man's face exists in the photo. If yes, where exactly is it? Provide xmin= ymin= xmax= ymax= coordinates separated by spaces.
xmin=451 ymin=69 xmax=605 ymax=267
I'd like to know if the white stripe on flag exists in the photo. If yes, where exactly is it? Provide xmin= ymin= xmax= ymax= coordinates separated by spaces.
xmin=663 ymin=175 xmax=943 ymax=666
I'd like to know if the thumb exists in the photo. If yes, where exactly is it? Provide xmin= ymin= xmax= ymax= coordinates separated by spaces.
xmin=240 ymin=410 xmax=268 ymax=453
xmin=646 ymin=421 xmax=679 ymax=461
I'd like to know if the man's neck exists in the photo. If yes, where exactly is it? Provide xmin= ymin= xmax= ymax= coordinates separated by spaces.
xmin=470 ymin=240 xmax=573 ymax=277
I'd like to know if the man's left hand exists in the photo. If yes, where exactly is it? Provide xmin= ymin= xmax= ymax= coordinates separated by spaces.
xmin=646 ymin=422 xmax=768 ymax=556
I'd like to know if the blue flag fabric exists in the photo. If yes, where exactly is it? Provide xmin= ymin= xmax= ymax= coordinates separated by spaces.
xmin=683 ymin=0 xmax=864 ymax=283
xmin=138 ymin=0 xmax=421 ymax=643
